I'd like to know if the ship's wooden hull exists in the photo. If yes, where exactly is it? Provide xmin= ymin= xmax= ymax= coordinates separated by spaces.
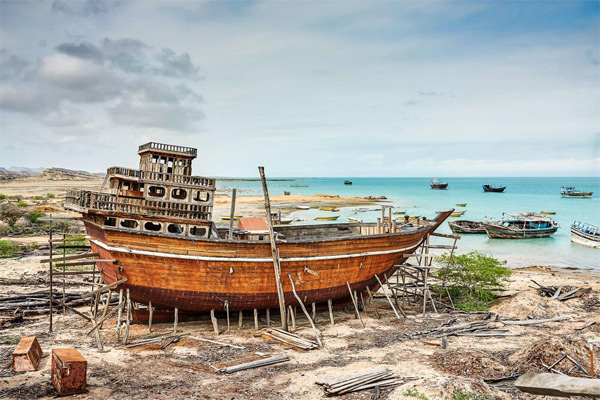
xmin=84 ymin=212 xmax=450 ymax=311
xmin=448 ymin=220 xmax=486 ymax=234
xmin=483 ymin=223 xmax=558 ymax=239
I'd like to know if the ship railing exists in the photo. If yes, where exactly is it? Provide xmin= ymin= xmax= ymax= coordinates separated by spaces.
xmin=106 ymin=166 xmax=216 ymax=188
xmin=138 ymin=142 xmax=197 ymax=157
xmin=65 ymin=189 xmax=212 ymax=221
xmin=573 ymin=221 xmax=599 ymax=235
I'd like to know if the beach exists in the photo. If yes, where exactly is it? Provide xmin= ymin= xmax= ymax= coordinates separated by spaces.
xmin=1 ymin=175 xmax=599 ymax=399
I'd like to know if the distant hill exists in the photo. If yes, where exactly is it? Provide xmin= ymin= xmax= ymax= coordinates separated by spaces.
xmin=39 ymin=168 xmax=105 ymax=181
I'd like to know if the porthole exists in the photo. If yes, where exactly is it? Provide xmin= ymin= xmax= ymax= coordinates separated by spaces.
xmin=104 ymin=217 xmax=117 ymax=227
xmin=171 ymin=188 xmax=187 ymax=200
xmin=167 ymin=224 xmax=184 ymax=234
xmin=148 ymin=186 xmax=165 ymax=197
xmin=193 ymin=191 xmax=210 ymax=202
xmin=190 ymin=226 xmax=207 ymax=237
xmin=120 ymin=219 xmax=139 ymax=229
xmin=144 ymin=221 xmax=162 ymax=232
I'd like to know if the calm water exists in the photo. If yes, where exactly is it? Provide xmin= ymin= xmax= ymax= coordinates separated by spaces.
xmin=217 ymin=177 xmax=600 ymax=269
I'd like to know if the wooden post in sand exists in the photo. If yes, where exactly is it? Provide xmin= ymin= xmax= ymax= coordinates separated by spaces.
xmin=228 ymin=189 xmax=237 ymax=239
xmin=48 ymin=227 xmax=53 ymax=333
xmin=258 ymin=166 xmax=287 ymax=331
xmin=327 ymin=299 xmax=334 ymax=325
xmin=211 ymin=309 xmax=219 ymax=335
xmin=148 ymin=301 xmax=153 ymax=333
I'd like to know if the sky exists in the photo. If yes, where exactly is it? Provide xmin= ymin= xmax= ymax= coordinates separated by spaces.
xmin=0 ymin=0 xmax=599 ymax=177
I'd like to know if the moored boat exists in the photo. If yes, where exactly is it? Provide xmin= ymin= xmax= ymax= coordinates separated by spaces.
xmin=296 ymin=206 xmax=310 ymax=210
xmin=430 ymin=179 xmax=448 ymax=190
xmin=560 ymin=186 xmax=593 ymax=198
xmin=344 ymin=180 xmax=352 ymax=185
xmin=448 ymin=220 xmax=486 ymax=234
xmin=540 ymin=211 xmax=556 ymax=215
xmin=450 ymin=210 xmax=466 ymax=217
xmin=315 ymin=216 xmax=340 ymax=221
xmin=64 ymin=142 xmax=452 ymax=312
xmin=483 ymin=184 xmax=506 ymax=193
xmin=319 ymin=207 xmax=340 ymax=212
xmin=483 ymin=213 xmax=559 ymax=239
xmin=221 ymin=215 xmax=243 ymax=221
xmin=393 ymin=211 xmax=406 ymax=215
xmin=571 ymin=221 xmax=600 ymax=249
xmin=347 ymin=217 xmax=362 ymax=223
xmin=455 ymin=203 xmax=467 ymax=207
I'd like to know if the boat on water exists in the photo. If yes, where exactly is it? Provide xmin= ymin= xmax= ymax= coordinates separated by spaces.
xmin=347 ymin=217 xmax=362 ymax=223
xmin=448 ymin=220 xmax=486 ymax=234
xmin=290 ymin=184 xmax=308 ymax=188
xmin=430 ymin=179 xmax=448 ymax=190
xmin=353 ymin=207 xmax=369 ymax=213
xmin=393 ymin=211 xmax=406 ymax=215
xmin=483 ymin=184 xmax=506 ymax=193
xmin=560 ymin=186 xmax=593 ymax=198
xmin=344 ymin=180 xmax=352 ymax=185
xmin=221 ymin=215 xmax=243 ymax=221
xmin=450 ymin=210 xmax=466 ymax=217
xmin=277 ymin=219 xmax=294 ymax=225
xmin=455 ymin=203 xmax=467 ymax=207
xmin=319 ymin=207 xmax=340 ymax=212
xmin=483 ymin=213 xmax=559 ymax=239
xmin=540 ymin=211 xmax=556 ymax=215
xmin=571 ymin=221 xmax=600 ymax=249
xmin=64 ymin=142 xmax=452 ymax=312
xmin=315 ymin=216 xmax=340 ymax=221
xmin=296 ymin=206 xmax=310 ymax=210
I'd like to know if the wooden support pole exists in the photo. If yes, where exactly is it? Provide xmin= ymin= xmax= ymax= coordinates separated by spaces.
xmin=374 ymin=274 xmax=402 ymax=320
xmin=228 ymin=189 xmax=237 ymax=239
xmin=148 ymin=301 xmax=153 ymax=333
xmin=225 ymin=300 xmax=230 ymax=332
xmin=238 ymin=310 xmax=243 ymax=328
xmin=266 ymin=308 xmax=271 ymax=326
xmin=211 ymin=309 xmax=219 ymax=335
xmin=365 ymin=286 xmax=380 ymax=318
xmin=82 ymin=279 xmax=127 ymax=299
xmin=258 ymin=166 xmax=287 ymax=331
xmin=327 ymin=299 xmax=334 ymax=325
xmin=346 ymin=281 xmax=365 ymax=328
xmin=116 ymin=289 xmax=123 ymax=341
xmin=288 ymin=306 xmax=296 ymax=330
xmin=48 ymin=227 xmax=53 ymax=333
xmin=62 ymin=233 xmax=66 ymax=315
xmin=89 ymin=311 xmax=103 ymax=352
xmin=253 ymin=309 xmax=259 ymax=330
xmin=423 ymin=268 xmax=429 ymax=316
xmin=123 ymin=288 xmax=131 ymax=344
xmin=288 ymin=274 xmax=323 ymax=347
xmin=174 ymin=307 xmax=179 ymax=333
xmin=311 ymin=302 xmax=316 ymax=321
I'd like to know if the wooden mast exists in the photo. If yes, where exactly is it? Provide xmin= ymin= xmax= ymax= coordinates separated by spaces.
xmin=258 ymin=166 xmax=288 ymax=331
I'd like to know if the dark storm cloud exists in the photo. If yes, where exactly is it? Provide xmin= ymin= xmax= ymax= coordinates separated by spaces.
xmin=56 ymin=42 xmax=104 ymax=62
xmin=153 ymin=49 xmax=201 ymax=80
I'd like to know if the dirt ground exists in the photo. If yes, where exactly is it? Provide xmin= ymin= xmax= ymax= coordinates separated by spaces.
xmin=1 ymin=253 xmax=599 ymax=400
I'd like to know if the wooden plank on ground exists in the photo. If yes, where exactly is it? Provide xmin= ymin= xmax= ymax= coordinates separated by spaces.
xmin=515 ymin=372 xmax=600 ymax=397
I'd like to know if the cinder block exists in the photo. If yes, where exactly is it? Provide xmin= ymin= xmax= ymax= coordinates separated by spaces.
xmin=13 ymin=336 xmax=42 ymax=371
xmin=51 ymin=348 xmax=87 ymax=396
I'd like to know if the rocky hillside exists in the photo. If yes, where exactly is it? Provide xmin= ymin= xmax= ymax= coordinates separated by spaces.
xmin=38 ymin=168 xmax=104 ymax=181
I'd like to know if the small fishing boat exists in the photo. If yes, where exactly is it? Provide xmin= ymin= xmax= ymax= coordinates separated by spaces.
xmin=483 ymin=213 xmax=559 ymax=239
xmin=571 ymin=221 xmax=600 ymax=249
xmin=320 ymin=207 xmax=340 ymax=212
xmin=430 ymin=179 xmax=448 ymax=190
xmin=344 ymin=180 xmax=352 ymax=185
xmin=540 ymin=211 xmax=556 ymax=215
xmin=296 ymin=206 xmax=310 ymax=210
xmin=448 ymin=220 xmax=486 ymax=234
xmin=353 ymin=207 xmax=369 ymax=213
xmin=396 ymin=215 xmax=420 ymax=221
xmin=221 ymin=215 xmax=243 ymax=221
xmin=290 ymin=184 xmax=308 ymax=187
xmin=455 ymin=203 xmax=467 ymax=207
xmin=277 ymin=219 xmax=294 ymax=225
xmin=560 ymin=186 xmax=593 ymax=198
xmin=483 ymin=184 xmax=506 ymax=193
xmin=393 ymin=211 xmax=406 ymax=215
xmin=315 ymin=216 xmax=340 ymax=221
xmin=347 ymin=217 xmax=362 ymax=223
xmin=450 ymin=210 xmax=466 ymax=217
xmin=283 ymin=191 xmax=291 ymax=195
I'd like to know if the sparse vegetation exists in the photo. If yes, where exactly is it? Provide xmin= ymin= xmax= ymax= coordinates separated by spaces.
xmin=0 ymin=203 xmax=28 ymax=230
xmin=0 ymin=337 xmax=20 ymax=345
xmin=0 ymin=240 xmax=20 ymax=258
xmin=435 ymin=251 xmax=511 ymax=311
xmin=27 ymin=210 xmax=46 ymax=224
xmin=16 ymin=201 xmax=28 ymax=207
xmin=46 ymin=193 xmax=56 ymax=198
xmin=0 ymin=194 xmax=6 ymax=200
xmin=33 ymin=195 xmax=44 ymax=200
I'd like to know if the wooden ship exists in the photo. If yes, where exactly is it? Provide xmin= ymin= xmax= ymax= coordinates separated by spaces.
xmin=560 ymin=186 xmax=593 ymax=198
xmin=448 ymin=220 xmax=486 ymax=234
xmin=65 ymin=142 xmax=452 ymax=313
xmin=483 ymin=213 xmax=559 ymax=239
xmin=430 ymin=178 xmax=448 ymax=190
xmin=482 ymin=184 xmax=506 ymax=193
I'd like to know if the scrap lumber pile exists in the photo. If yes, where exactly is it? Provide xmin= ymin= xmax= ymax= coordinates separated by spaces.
xmin=217 ymin=354 xmax=289 ymax=374
xmin=316 ymin=366 xmax=413 ymax=396
xmin=259 ymin=328 xmax=319 ymax=350
xmin=532 ymin=280 xmax=591 ymax=301
xmin=409 ymin=318 xmax=517 ymax=339
xmin=117 ymin=334 xmax=186 ymax=349
xmin=0 ymin=290 xmax=95 ymax=315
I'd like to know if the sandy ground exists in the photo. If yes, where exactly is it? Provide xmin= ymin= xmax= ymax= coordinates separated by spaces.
xmin=1 ymin=176 xmax=600 ymax=399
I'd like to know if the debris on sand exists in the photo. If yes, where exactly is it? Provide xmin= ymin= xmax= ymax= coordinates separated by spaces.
xmin=531 ymin=280 xmax=591 ymax=301
xmin=432 ymin=349 xmax=509 ymax=379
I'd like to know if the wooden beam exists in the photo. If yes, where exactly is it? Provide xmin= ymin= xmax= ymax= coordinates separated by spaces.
xmin=40 ymin=253 xmax=99 ymax=263
xmin=228 ymin=188 xmax=237 ymax=239
xmin=258 ymin=166 xmax=287 ymax=331
xmin=515 ymin=372 xmax=600 ymax=397
xmin=288 ymin=274 xmax=323 ymax=347
xmin=81 ymin=278 xmax=127 ymax=299
xmin=51 ymin=270 xmax=98 ymax=276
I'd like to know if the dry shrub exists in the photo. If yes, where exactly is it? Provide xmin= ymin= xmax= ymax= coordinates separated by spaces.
xmin=509 ymin=335 xmax=595 ymax=377
xmin=432 ymin=349 xmax=509 ymax=379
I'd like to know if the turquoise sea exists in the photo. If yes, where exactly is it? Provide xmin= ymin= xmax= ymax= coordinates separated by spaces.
xmin=217 ymin=177 xmax=600 ymax=269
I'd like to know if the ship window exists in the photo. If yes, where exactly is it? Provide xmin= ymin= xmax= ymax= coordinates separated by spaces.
xmin=167 ymin=224 xmax=184 ymax=234
xmin=151 ymin=155 xmax=159 ymax=164
xmin=120 ymin=219 xmax=139 ymax=229
xmin=148 ymin=186 xmax=165 ymax=197
xmin=190 ymin=226 xmax=207 ymax=237
xmin=104 ymin=217 xmax=117 ymax=227
xmin=193 ymin=191 xmax=210 ymax=202
xmin=144 ymin=221 xmax=162 ymax=232
xmin=171 ymin=188 xmax=187 ymax=200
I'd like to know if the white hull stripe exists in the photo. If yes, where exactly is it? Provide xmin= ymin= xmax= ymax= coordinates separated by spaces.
xmin=90 ymin=239 xmax=420 ymax=263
